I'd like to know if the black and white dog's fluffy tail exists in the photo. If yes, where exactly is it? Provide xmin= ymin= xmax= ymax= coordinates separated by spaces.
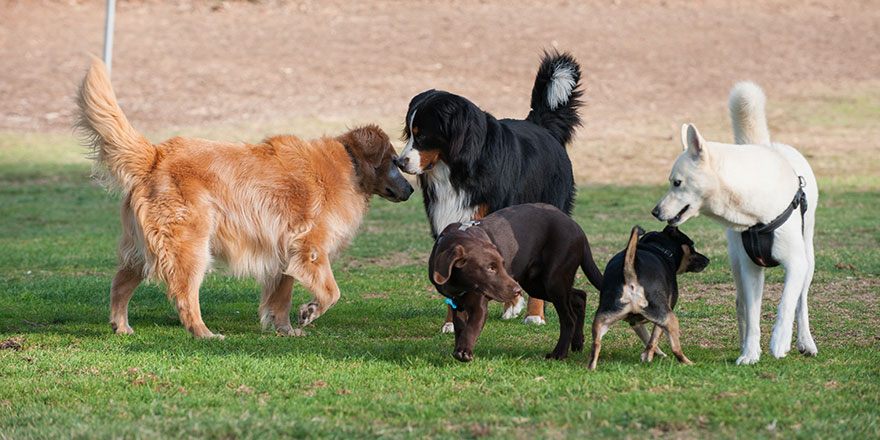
xmin=526 ymin=51 xmax=583 ymax=147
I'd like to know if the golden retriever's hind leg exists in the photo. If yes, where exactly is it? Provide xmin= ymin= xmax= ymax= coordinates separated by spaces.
xmin=259 ymin=274 xmax=304 ymax=336
xmin=109 ymin=265 xmax=143 ymax=335
xmin=167 ymin=269 xmax=221 ymax=339
xmin=288 ymin=251 xmax=340 ymax=327
xmin=162 ymin=234 xmax=221 ymax=339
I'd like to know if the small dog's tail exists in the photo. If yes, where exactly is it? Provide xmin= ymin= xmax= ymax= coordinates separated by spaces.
xmin=75 ymin=58 xmax=156 ymax=191
xmin=580 ymin=235 xmax=604 ymax=291
xmin=728 ymin=81 xmax=771 ymax=145
xmin=621 ymin=226 xmax=648 ymax=314
xmin=526 ymin=51 xmax=583 ymax=146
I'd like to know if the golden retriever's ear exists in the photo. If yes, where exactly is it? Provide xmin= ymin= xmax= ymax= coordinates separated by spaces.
xmin=344 ymin=125 xmax=389 ymax=167
xmin=432 ymin=245 xmax=468 ymax=285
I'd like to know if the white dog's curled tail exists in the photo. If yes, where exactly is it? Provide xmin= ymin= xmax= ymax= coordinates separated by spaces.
xmin=729 ymin=81 xmax=771 ymax=145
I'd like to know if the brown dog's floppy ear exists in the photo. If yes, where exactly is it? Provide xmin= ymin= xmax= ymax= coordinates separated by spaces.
xmin=432 ymin=245 xmax=467 ymax=285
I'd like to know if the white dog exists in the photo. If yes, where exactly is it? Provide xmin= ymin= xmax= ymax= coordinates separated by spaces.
xmin=652 ymin=82 xmax=818 ymax=365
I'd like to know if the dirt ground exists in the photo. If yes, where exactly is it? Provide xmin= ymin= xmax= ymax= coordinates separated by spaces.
xmin=1 ymin=0 xmax=878 ymax=183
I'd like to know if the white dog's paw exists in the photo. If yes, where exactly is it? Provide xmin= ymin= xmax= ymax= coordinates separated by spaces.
xmin=735 ymin=351 xmax=761 ymax=365
xmin=797 ymin=338 xmax=818 ymax=357
xmin=522 ymin=315 xmax=545 ymax=325
xmin=501 ymin=296 xmax=525 ymax=319
xmin=440 ymin=322 xmax=455 ymax=333
xmin=769 ymin=337 xmax=792 ymax=359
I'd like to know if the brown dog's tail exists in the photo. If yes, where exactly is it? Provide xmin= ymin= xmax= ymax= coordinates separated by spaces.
xmin=621 ymin=226 xmax=648 ymax=313
xmin=580 ymin=234 xmax=604 ymax=291
xmin=75 ymin=58 xmax=155 ymax=191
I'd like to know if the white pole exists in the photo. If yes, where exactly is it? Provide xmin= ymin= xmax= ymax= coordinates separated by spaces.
xmin=103 ymin=0 xmax=116 ymax=74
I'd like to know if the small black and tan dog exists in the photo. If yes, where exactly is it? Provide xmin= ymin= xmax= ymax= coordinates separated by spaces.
xmin=428 ymin=203 xmax=604 ymax=362
xmin=587 ymin=225 xmax=709 ymax=370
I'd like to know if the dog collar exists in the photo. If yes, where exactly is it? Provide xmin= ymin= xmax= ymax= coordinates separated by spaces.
xmin=458 ymin=220 xmax=481 ymax=231
xmin=638 ymin=242 xmax=679 ymax=273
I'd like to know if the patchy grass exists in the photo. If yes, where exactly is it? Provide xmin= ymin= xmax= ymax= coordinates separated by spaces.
xmin=0 ymin=133 xmax=878 ymax=438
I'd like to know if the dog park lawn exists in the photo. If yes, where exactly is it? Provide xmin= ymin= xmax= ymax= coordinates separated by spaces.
xmin=0 ymin=131 xmax=878 ymax=439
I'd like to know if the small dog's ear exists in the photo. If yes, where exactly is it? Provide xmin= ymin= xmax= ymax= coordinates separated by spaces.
xmin=432 ymin=244 xmax=468 ymax=285
xmin=681 ymin=123 xmax=705 ymax=160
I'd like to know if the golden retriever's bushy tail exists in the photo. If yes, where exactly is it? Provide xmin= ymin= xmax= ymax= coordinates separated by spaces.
xmin=728 ymin=81 xmax=771 ymax=146
xmin=76 ymin=58 xmax=155 ymax=191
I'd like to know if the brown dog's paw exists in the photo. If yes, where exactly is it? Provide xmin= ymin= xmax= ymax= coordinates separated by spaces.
xmin=298 ymin=301 xmax=320 ymax=326
xmin=452 ymin=349 xmax=474 ymax=362
xmin=545 ymin=351 xmax=569 ymax=361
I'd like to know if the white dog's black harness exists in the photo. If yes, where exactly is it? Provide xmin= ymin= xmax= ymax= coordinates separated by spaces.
xmin=741 ymin=177 xmax=808 ymax=267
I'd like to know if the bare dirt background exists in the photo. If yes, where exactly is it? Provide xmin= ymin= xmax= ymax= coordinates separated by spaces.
xmin=1 ymin=0 xmax=878 ymax=184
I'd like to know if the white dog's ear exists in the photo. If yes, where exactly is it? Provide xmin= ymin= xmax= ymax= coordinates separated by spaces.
xmin=681 ymin=123 xmax=705 ymax=159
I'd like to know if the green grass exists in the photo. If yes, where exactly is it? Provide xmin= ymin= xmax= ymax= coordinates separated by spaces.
xmin=1 ymin=135 xmax=878 ymax=438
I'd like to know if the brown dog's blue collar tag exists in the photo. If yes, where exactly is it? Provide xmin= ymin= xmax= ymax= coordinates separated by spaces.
xmin=445 ymin=297 xmax=460 ymax=309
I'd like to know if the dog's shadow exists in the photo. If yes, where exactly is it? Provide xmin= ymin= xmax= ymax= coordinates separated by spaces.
xmin=3 ymin=303 xmax=559 ymax=368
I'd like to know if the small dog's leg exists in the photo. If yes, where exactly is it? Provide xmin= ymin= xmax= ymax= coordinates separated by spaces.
xmin=795 ymin=239 xmax=817 ymax=356
xmin=663 ymin=313 xmax=692 ymax=365
xmin=501 ymin=294 xmax=525 ymax=320
xmin=441 ymin=305 xmax=455 ymax=333
xmin=770 ymin=253 xmax=808 ymax=359
xmin=109 ymin=265 xmax=143 ymax=335
xmin=570 ymin=289 xmax=587 ymax=352
xmin=641 ymin=324 xmax=663 ymax=363
xmin=632 ymin=323 xmax=666 ymax=358
xmin=522 ymin=298 xmax=546 ymax=325
xmin=727 ymin=230 xmax=764 ymax=365
xmin=587 ymin=313 xmax=618 ymax=370
xmin=259 ymin=274 xmax=304 ymax=337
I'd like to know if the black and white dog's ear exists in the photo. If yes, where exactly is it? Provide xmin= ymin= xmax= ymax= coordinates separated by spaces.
xmin=446 ymin=102 xmax=487 ymax=165
xmin=681 ymin=123 xmax=705 ymax=160
xmin=402 ymin=89 xmax=439 ymax=140
xmin=432 ymin=245 xmax=468 ymax=285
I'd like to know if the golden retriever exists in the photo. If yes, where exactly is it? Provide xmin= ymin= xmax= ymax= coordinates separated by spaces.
xmin=75 ymin=59 xmax=413 ymax=338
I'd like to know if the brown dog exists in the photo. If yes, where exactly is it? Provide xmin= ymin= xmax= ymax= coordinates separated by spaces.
xmin=428 ymin=203 xmax=604 ymax=362
xmin=76 ymin=59 xmax=413 ymax=338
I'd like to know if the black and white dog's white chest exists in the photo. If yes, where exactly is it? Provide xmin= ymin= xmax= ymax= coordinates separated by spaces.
xmin=423 ymin=162 xmax=479 ymax=236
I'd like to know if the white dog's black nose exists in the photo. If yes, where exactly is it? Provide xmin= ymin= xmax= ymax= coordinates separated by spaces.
xmin=651 ymin=206 xmax=661 ymax=219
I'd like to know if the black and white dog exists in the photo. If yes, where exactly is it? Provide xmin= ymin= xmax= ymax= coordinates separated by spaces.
xmin=394 ymin=51 xmax=583 ymax=332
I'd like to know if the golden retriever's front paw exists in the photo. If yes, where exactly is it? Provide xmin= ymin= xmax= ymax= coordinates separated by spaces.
xmin=110 ymin=321 xmax=134 ymax=335
xmin=298 ymin=302 xmax=320 ymax=326
xmin=276 ymin=325 xmax=306 ymax=337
